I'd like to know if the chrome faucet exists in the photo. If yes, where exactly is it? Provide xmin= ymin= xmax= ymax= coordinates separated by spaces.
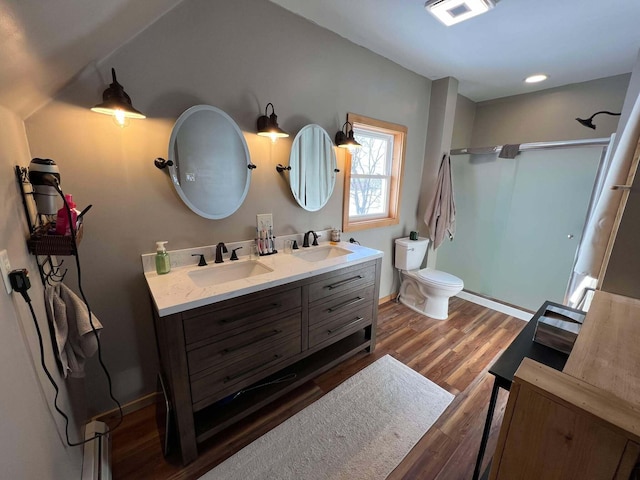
xmin=215 ymin=242 xmax=228 ymax=263
xmin=303 ymin=230 xmax=319 ymax=247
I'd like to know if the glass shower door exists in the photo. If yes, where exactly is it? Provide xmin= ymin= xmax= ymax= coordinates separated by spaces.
xmin=436 ymin=146 xmax=603 ymax=311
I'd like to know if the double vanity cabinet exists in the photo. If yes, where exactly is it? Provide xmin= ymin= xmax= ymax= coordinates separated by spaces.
xmin=144 ymin=242 xmax=383 ymax=464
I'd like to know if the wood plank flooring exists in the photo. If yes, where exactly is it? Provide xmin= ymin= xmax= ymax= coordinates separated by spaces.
xmin=108 ymin=297 xmax=526 ymax=479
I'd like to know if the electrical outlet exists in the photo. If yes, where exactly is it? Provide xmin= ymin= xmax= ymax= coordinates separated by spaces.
xmin=256 ymin=213 xmax=273 ymax=232
xmin=0 ymin=250 xmax=12 ymax=294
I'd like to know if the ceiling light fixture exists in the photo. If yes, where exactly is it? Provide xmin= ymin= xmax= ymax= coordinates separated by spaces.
xmin=424 ymin=0 xmax=495 ymax=26
xmin=257 ymin=103 xmax=289 ymax=143
xmin=335 ymin=121 xmax=362 ymax=151
xmin=524 ymin=74 xmax=549 ymax=84
xmin=91 ymin=68 xmax=146 ymax=127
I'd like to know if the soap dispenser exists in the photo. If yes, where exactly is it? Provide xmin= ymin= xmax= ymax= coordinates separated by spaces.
xmin=155 ymin=241 xmax=171 ymax=275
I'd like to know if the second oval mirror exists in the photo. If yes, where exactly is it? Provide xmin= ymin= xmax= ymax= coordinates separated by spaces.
xmin=169 ymin=105 xmax=252 ymax=219
xmin=288 ymin=124 xmax=337 ymax=211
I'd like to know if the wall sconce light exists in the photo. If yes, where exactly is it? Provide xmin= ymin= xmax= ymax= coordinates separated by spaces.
xmin=91 ymin=68 xmax=146 ymax=127
xmin=575 ymin=111 xmax=621 ymax=130
xmin=335 ymin=121 xmax=362 ymax=151
xmin=257 ymin=103 xmax=289 ymax=142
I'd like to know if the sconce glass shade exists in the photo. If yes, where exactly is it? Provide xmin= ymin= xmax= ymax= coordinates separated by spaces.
xmin=91 ymin=68 xmax=146 ymax=126
xmin=335 ymin=121 xmax=362 ymax=150
xmin=257 ymin=103 xmax=289 ymax=142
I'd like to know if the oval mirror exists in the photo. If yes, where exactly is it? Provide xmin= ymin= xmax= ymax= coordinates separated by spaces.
xmin=168 ymin=105 xmax=252 ymax=219
xmin=288 ymin=124 xmax=337 ymax=211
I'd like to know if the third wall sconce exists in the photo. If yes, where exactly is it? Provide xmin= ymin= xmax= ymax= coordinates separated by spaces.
xmin=335 ymin=121 xmax=362 ymax=151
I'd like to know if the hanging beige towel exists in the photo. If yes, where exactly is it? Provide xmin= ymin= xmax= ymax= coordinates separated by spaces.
xmin=44 ymin=283 xmax=103 ymax=378
xmin=424 ymin=154 xmax=456 ymax=249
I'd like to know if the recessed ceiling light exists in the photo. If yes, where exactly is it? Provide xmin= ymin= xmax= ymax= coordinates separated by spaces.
xmin=425 ymin=0 xmax=495 ymax=26
xmin=525 ymin=74 xmax=549 ymax=84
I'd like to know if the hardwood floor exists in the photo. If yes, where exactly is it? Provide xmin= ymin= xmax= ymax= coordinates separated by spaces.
xmin=108 ymin=297 xmax=526 ymax=479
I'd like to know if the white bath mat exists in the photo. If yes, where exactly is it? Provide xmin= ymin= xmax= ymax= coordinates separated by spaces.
xmin=199 ymin=354 xmax=454 ymax=480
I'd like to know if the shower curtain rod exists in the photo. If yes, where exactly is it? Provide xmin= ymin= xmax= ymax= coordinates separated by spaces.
xmin=450 ymin=137 xmax=610 ymax=156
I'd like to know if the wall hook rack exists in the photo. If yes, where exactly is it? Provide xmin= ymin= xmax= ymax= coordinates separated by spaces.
xmin=276 ymin=164 xmax=291 ymax=172
xmin=15 ymin=165 xmax=83 ymax=286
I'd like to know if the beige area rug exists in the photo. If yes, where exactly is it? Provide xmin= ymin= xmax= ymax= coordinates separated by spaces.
xmin=200 ymin=354 xmax=454 ymax=480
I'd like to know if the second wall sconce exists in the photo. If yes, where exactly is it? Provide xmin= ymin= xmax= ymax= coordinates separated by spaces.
xmin=91 ymin=68 xmax=146 ymax=127
xmin=335 ymin=121 xmax=362 ymax=150
xmin=257 ymin=103 xmax=289 ymax=142
xmin=575 ymin=110 xmax=621 ymax=130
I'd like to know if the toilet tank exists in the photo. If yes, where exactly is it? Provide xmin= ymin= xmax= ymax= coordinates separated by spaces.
xmin=395 ymin=237 xmax=429 ymax=270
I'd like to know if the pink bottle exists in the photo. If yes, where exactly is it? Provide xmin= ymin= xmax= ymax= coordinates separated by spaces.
xmin=55 ymin=194 xmax=79 ymax=236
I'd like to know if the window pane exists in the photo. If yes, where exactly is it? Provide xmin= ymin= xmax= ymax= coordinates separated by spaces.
xmin=349 ymin=177 xmax=390 ymax=217
xmin=352 ymin=129 xmax=393 ymax=176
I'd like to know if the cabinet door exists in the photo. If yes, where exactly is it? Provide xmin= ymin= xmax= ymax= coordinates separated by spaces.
xmin=491 ymin=359 xmax=640 ymax=480
xmin=494 ymin=386 xmax=629 ymax=479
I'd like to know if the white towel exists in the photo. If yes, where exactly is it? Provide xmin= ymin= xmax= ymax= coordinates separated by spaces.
xmin=44 ymin=283 xmax=103 ymax=378
xmin=424 ymin=154 xmax=456 ymax=249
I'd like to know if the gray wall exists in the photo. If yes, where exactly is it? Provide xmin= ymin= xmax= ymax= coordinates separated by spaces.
xmin=24 ymin=0 xmax=432 ymax=413
xmin=469 ymin=74 xmax=630 ymax=146
xmin=451 ymin=94 xmax=476 ymax=150
xmin=0 ymin=106 xmax=82 ymax=478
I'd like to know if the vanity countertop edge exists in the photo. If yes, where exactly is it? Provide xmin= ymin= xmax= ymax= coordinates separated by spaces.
xmin=143 ymin=241 xmax=384 ymax=317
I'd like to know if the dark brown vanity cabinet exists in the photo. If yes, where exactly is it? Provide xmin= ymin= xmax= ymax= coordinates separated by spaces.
xmin=152 ymin=258 xmax=381 ymax=464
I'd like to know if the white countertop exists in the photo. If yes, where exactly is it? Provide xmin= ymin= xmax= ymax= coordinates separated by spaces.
xmin=144 ymin=241 xmax=383 ymax=317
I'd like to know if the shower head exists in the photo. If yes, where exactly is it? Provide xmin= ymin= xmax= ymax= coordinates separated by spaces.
xmin=575 ymin=111 xmax=621 ymax=130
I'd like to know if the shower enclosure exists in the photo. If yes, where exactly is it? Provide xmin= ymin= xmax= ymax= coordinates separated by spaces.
xmin=436 ymin=140 xmax=609 ymax=311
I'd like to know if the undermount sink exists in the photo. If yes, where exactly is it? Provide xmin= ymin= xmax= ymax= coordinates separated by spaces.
xmin=188 ymin=260 xmax=273 ymax=287
xmin=293 ymin=245 xmax=352 ymax=262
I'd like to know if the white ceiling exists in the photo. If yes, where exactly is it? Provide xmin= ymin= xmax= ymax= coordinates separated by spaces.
xmin=1 ymin=0 xmax=639 ymax=118
xmin=268 ymin=0 xmax=640 ymax=101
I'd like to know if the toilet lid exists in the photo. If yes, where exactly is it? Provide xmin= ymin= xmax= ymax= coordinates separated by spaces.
xmin=417 ymin=268 xmax=464 ymax=288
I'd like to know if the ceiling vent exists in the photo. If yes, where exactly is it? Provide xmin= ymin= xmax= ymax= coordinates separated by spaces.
xmin=425 ymin=0 xmax=495 ymax=26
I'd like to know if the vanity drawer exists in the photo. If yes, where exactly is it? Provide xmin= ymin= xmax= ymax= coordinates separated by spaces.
xmin=190 ymin=335 xmax=301 ymax=408
xmin=308 ymin=304 xmax=373 ymax=349
xmin=183 ymin=287 xmax=301 ymax=345
xmin=308 ymin=263 xmax=376 ymax=304
xmin=308 ymin=284 xmax=375 ymax=327
xmin=187 ymin=312 xmax=301 ymax=377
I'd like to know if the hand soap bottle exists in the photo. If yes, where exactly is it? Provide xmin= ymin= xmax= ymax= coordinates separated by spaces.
xmin=155 ymin=241 xmax=171 ymax=275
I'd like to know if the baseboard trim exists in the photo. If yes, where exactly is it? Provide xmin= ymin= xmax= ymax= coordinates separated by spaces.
xmin=379 ymin=294 xmax=396 ymax=305
xmin=456 ymin=291 xmax=533 ymax=321
xmin=94 ymin=391 xmax=160 ymax=424
xmin=82 ymin=420 xmax=110 ymax=480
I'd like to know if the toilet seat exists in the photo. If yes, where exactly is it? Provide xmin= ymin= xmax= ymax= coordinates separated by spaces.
xmin=417 ymin=268 xmax=464 ymax=288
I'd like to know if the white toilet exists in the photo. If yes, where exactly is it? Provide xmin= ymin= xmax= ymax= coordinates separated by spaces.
xmin=395 ymin=237 xmax=464 ymax=320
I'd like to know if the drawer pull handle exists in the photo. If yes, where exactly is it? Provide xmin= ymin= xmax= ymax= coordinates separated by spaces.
xmin=327 ymin=297 xmax=363 ymax=313
xmin=222 ymin=330 xmax=283 ymax=354
xmin=223 ymin=354 xmax=282 ymax=383
xmin=328 ymin=317 xmax=364 ymax=334
xmin=325 ymin=275 xmax=363 ymax=290
xmin=220 ymin=302 xmax=282 ymax=324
